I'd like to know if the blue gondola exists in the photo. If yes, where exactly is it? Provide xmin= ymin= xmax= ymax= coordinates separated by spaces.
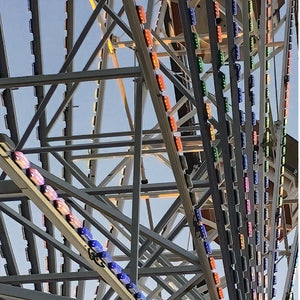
xmin=189 ymin=8 xmax=196 ymax=25
xmin=234 ymin=63 xmax=241 ymax=81
xmin=233 ymin=21 xmax=239 ymax=37
xmin=274 ymin=263 xmax=278 ymax=272
xmin=238 ymin=87 xmax=243 ymax=103
xmin=239 ymin=110 xmax=245 ymax=125
xmin=242 ymin=154 xmax=248 ymax=170
xmin=275 ymin=240 xmax=279 ymax=249
xmin=234 ymin=44 xmax=240 ymax=60
xmin=204 ymin=241 xmax=212 ymax=255
xmin=78 ymin=227 xmax=93 ymax=242
xmin=249 ymin=74 xmax=255 ymax=88
xmin=96 ymin=250 xmax=113 ymax=264
xmin=273 ymin=275 xmax=277 ymax=285
xmin=254 ymin=190 xmax=259 ymax=204
xmin=126 ymin=282 xmax=139 ymax=294
xmin=198 ymin=224 xmax=207 ymax=239
xmin=264 ymin=192 xmax=269 ymax=204
xmin=108 ymin=262 xmax=123 ymax=275
xmin=88 ymin=240 xmax=103 ymax=253
xmin=232 ymin=0 xmax=238 ymax=15
xmin=272 ymin=288 xmax=276 ymax=298
xmin=194 ymin=208 xmax=203 ymax=223
xmin=241 ymin=132 xmax=246 ymax=148
xmin=249 ymin=90 xmax=255 ymax=106
xmin=135 ymin=292 xmax=146 ymax=300
xmin=265 ymin=177 xmax=269 ymax=189
xmin=255 ymin=231 xmax=260 ymax=245
xmin=274 ymin=251 xmax=279 ymax=261
xmin=252 ymin=112 xmax=256 ymax=126
xmin=263 ymin=257 xmax=268 ymax=270
xmin=117 ymin=272 xmax=131 ymax=285
xmin=253 ymin=171 xmax=258 ymax=185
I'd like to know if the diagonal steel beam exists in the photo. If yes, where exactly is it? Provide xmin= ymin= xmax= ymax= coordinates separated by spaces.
xmin=45 ymin=6 xmax=125 ymax=134
xmin=0 ymin=202 xmax=91 ymax=270
xmin=176 ymin=1 xmax=238 ymax=298
xmin=16 ymin=0 xmax=106 ymax=150
xmin=0 ymin=212 xmax=19 ymax=279
xmin=0 ymin=15 xmax=19 ymax=144
xmin=32 ymin=163 xmax=199 ymax=264
xmin=0 ymin=68 xmax=141 ymax=88
xmin=122 ymin=1 xmax=218 ymax=298
xmin=0 ymin=15 xmax=21 ymax=281
xmin=282 ymin=229 xmax=298 ymax=299
xmin=167 ymin=274 xmax=205 ymax=300
xmin=0 ymin=146 xmax=135 ymax=299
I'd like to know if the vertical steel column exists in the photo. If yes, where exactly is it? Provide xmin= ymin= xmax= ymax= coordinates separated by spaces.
xmin=0 ymin=212 xmax=19 ymax=279
xmin=176 ymin=1 xmax=236 ymax=298
xmin=258 ymin=0 xmax=267 ymax=297
xmin=282 ymin=229 xmax=298 ymax=298
xmin=205 ymin=0 xmax=246 ymax=296
xmin=130 ymin=78 xmax=143 ymax=283
xmin=224 ymin=1 xmax=253 ymax=294
xmin=241 ymin=0 xmax=259 ymax=293
xmin=0 ymin=14 xmax=21 ymax=278
xmin=0 ymin=15 xmax=19 ymax=145
xmin=16 ymin=0 xmax=106 ymax=149
xmin=267 ymin=1 xmax=294 ymax=295
xmin=78 ymin=1 xmax=114 ymax=296
xmin=62 ymin=0 xmax=74 ymax=296
xmin=122 ymin=1 xmax=219 ymax=298
xmin=29 ymin=0 xmax=53 ymax=292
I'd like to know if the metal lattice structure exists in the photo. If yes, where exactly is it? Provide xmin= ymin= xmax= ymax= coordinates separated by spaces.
xmin=0 ymin=0 xmax=298 ymax=299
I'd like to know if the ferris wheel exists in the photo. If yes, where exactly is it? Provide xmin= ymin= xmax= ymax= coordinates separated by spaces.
xmin=0 ymin=1 xmax=298 ymax=299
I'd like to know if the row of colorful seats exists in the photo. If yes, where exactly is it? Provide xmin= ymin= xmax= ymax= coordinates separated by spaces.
xmin=12 ymin=150 xmax=146 ymax=299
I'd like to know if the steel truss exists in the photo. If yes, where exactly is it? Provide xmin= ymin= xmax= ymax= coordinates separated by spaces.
xmin=0 ymin=1 xmax=297 ymax=299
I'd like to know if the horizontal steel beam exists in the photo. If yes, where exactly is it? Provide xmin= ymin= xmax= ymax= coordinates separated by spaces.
xmin=45 ymin=125 xmax=201 ymax=142
xmin=21 ymin=135 xmax=203 ymax=154
xmin=0 ymin=265 xmax=202 ymax=284
xmin=0 ymin=67 xmax=141 ymax=89
xmin=0 ymin=179 xmax=209 ymax=199
xmin=71 ymin=146 xmax=200 ymax=160
xmin=0 ymin=283 xmax=74 ymax=300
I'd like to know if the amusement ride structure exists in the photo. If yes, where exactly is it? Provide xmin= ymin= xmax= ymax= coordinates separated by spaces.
xmin=0 ymin=0 xmax=298 ymax=299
